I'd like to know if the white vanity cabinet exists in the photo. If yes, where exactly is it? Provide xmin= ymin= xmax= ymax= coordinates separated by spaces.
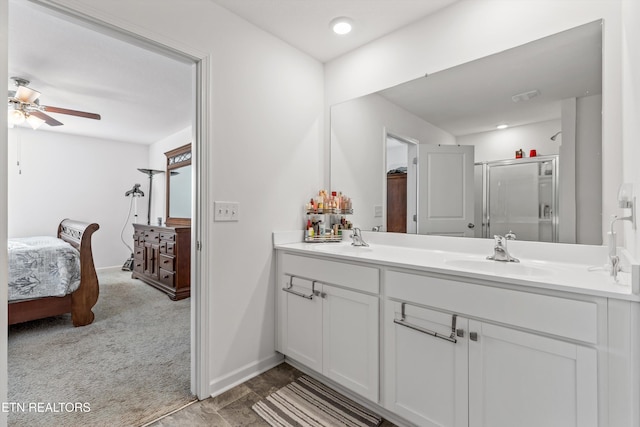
xmin=384 ymin=269 xmax=600 ymax=427
xmin=276 ymin=252 xmax=380 ymax=402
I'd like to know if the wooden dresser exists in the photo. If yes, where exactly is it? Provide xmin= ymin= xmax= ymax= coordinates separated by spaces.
xmin=132 ymin=224 xmax=190 ymax=300
xmin=387 ymin=172 xmax=407 ymax=233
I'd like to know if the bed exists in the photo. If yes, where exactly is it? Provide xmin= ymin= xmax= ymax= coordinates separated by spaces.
xmin=8 ymin=219 xmax=100 ymax=327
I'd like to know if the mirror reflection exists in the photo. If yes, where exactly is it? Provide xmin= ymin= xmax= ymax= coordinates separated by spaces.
xmin=169 ymin=165 xmax=192 ymax=219
xmin=330 ymin=20 xmax=602 ymax=244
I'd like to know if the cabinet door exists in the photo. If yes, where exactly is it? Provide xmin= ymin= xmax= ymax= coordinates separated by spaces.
xmin=322 ymin=285 xmax=379 ymax=402
xmin=384 ymin=302 xmax=468 ymax=427
xmin=468 ymin=320 xmax=597 ymax=427
xmin=281 ymin=276 xmax=323 ymax=373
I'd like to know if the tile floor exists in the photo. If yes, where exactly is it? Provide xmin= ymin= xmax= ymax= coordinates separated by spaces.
xmin=147 ymin=362 xmax=397 ymax=427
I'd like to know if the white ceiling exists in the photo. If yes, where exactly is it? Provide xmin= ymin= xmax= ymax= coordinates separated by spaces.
xmin=208 ymin=0 xmax=459 ymax=63
xmin=9 ymin=0 xmax=597 ymax=144
xmin=378 ymin=20 xmax=602 ymax=136
xmin=8 ymin=0 xmax=194 ymax=145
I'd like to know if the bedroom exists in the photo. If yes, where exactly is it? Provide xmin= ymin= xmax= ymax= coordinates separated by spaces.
xmin=5 ymin=0 xmax=196 ymax=423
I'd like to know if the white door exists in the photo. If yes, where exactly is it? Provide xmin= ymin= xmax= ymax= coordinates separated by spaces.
xmin=384 ymin=302 xmax=468 ymax=427
xmin=418 ymin=145 xmax=475 ymax=236
xmin=281 ymin=276 xmax=323 ymax=373
xmin=323 ymin=285 xmax=379 ymax=402
xmin=468 ymin=320 xmax=598 ymax=427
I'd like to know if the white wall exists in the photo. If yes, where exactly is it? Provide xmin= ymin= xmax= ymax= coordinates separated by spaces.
xmin=622 ymin=0 xmax=640 ymax=258
xmin=21 ymin=0 xmax=324 ymax=398
xmin=7 ymin=128 xmax=148 ymax=268
xmin=325 ymin=0 xmax=623 ymax=248
xmin=147 ymin=126 xmax=192 ymax=225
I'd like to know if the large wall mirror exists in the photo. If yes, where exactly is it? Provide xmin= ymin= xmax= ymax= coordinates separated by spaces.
xmin=330 ymin=20 xmax=603 ymax=245
xmin=165 ymin=143 xmax=192 ymax=227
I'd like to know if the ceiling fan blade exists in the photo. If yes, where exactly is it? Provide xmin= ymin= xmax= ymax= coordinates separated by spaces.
xmin=43 ymin=106 xmax=101 ymax=120
xmin=29 ymin=111 xmax=64 ymax=126
xmin=15 ymin=85 xmax=41 ymax=103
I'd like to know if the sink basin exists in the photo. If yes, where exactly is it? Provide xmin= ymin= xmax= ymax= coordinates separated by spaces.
xmin=311 ymin=244 xmax=374 ymax=255
xmin=444 ymin=258 xmax=553 ymax=277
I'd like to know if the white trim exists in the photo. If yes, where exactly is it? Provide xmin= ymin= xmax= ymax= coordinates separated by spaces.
xmin=1 ymin=0 xmax=9 ymax=424
xmin=209 ymin=353 xmax=284 ymax=398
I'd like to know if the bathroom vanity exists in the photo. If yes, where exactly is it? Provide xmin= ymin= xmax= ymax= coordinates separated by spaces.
xmin=274 ymin=231 xmax=640 ymax=427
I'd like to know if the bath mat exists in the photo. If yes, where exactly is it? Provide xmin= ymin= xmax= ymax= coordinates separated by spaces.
xmin=252 ymin=375 xmax=382 ymax=427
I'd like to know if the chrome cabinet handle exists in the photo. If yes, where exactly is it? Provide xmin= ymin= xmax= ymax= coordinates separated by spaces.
xmin=468 ymin=223 xmax=475 ymax=229
xmin=394 ymin=303 xmax=458 ymax=344
xmin=282 ymin=276 xmax=315 ymax=300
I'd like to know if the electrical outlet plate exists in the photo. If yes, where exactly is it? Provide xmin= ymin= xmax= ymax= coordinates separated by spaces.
xmin=214 ymin=201 xmax=240 ymax=222
xmin=374 ymin=205 xmax=383 ymax=218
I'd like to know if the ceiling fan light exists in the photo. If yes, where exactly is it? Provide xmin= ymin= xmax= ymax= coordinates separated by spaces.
xmin=26 ymin=114 xmax=46 ymax=130
xmin=8 ymin=109 xmax=25 ymax=125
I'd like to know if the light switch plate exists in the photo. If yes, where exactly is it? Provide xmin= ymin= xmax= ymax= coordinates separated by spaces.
xmin=214 ymin=201 xmax=240 ymax=222
xmin=374 ymin=205 xmax=383 ymax=218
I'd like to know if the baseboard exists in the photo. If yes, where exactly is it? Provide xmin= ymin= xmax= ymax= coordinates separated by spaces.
xmin=209 ymin=352 xmax=284 ymax=398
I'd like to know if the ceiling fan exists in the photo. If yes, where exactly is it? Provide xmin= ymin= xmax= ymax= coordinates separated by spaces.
xmin=7 ymin=77 xmax=101 ymax=129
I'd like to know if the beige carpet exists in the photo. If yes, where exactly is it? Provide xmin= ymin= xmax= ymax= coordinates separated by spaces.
xmin=8 ymin=270 xmax=194 ymax=427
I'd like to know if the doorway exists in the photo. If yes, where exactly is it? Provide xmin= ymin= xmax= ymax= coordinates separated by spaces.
xmin=385 ymin=133 xmax=417 ymax=234
xmin=4 ymin=0 xmax=209 ymax=415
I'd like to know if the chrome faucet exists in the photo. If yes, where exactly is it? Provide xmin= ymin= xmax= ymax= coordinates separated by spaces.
xmin=351 ymin=228 xmax=369 ymax=247
xmin=487 ymin=234 xmax=519 ymax=263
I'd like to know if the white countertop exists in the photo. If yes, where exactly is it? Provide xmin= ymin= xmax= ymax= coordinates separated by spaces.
xmin=273 ymin=231 xmax=640 ymax=301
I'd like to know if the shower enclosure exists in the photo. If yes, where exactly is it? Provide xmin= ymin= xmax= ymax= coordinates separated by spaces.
xmin=475 ymin=155 xmax=558 ymax=242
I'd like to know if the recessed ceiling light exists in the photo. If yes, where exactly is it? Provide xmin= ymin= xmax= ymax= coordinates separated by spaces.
xmin=496 ymin=124 xmax=508 ymax=130
xmin=330 ymin=17 xmax=353 ymax=35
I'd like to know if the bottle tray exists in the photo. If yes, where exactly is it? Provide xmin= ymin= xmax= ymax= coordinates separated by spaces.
xmin=304 ymin=235 xmax=343 ymax=243
xmin=306 ymin=209 xmax=353 ymax=215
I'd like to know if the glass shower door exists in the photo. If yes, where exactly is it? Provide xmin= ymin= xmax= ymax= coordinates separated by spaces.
xmin=487 ymin=158 xmax=557 ymax=242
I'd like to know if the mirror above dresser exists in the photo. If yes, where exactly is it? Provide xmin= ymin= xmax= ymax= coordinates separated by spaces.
xmin=165 ymin=143 xmax=192 ymax=227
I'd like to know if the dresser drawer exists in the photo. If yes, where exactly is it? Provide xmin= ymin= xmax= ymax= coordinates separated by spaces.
xmin=160 ymin=232 xmax=176 ymax=242
xmin=143 ymin=231 xmax=160 ymax=244
xmin=166 ymin=242 xmax=175 ymax=256
xmin=133 ymin=247 xmax=144 ymax=259
xmin=159 ymin=268 xmax=175 ymax=288
xmin=159 ymin=254 xmax=175 ymax=271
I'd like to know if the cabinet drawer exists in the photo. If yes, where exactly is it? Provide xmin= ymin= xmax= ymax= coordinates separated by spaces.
xmin=160 ymin=232 xmax=176 ymax=242
xmin=143 ymin=231 xmax=160 ymax=244
xmin=133 ymin=259 xmax=144 ymax=273
xmin=159 ymin=241 xmax=167 ymax=254
xmin=159 ymin=268 xmax=175 ymax=288
xmin=159 ymin=254 xmax=175 ymax=271
xmin=385 ymin=270 xmax=598 ymax=344
xmin=166 ymin=242 xmax=175 ymax=256
xmin=133 ymin=247 xmax=144 ymax=259
xmin=281 ymin=253 xmax=378 ymax=294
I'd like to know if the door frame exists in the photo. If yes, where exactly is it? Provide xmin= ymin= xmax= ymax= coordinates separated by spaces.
xmin=5 ymin=0 xmax=211 ymax=400
xmin=383 ymin=130 xmax=419 ymax=233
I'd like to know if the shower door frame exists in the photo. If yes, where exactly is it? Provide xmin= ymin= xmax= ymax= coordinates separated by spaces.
xmin=480 ymin=155 xmax=559 ymax=242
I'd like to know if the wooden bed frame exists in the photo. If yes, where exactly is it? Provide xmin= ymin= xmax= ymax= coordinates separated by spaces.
xmin=8 ymin=219 xmax=100 ymax=327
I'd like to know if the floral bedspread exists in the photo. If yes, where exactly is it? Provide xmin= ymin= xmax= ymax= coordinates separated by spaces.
xmin=8 ymin=236 xmax=81 ymax=302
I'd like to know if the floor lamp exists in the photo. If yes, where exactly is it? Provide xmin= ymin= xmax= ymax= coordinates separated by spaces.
xmin=122 ymin=183 xmax=144 ymax=271
xmin=138 ymin=168 xmax=164 ymax=225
